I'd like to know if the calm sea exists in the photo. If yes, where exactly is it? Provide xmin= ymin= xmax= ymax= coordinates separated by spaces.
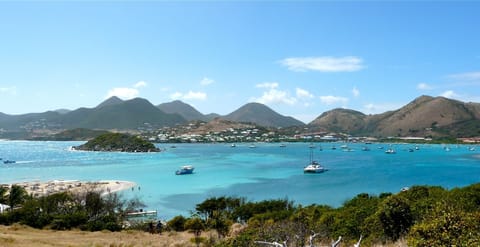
xmin=1 ymin=141 xmax=479 ymax=219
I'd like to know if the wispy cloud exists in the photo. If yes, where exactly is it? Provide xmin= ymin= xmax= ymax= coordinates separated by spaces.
xmin=105 ymin=81 xmax=147 ymax=100
xmin=448 ymin=71 xmax=480 ymax=81
xmin=170 ymin=91 xmax=207 ymax=101
xmin=319 ymin=95 xmax=348 ymax=105
xmin=296 ymin=88 xmax=314 ymax=99
xmin=0 ymin=86 xmax=17 ymax=95
xmin=440 ymin=90 xmax=460 ymax=99
xmin=352 ymin=87 xmax=360 ymax=97
xmin=200 ymin=77 xmax=214 ymax=86
xmin=417 ymin=82 xmax=433 ymax=90
xmin=256 ymin=82 xmax=279 ymax=89
xmin=280 ymin=56 xmax=365 ymax=72
xmin=134 ymin=81 xmax=147 ymax=88
xmin=363 ymin=102 xmax=404 ymax=114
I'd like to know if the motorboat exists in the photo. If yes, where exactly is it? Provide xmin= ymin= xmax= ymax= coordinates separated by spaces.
xmin=231 ymin=143 xmax=236 ymax=147
xmin=3 ymin=160 xmax=16 ymax=164
xmin=304 ymin=161 xmax=325 ymax=173
xmin=175 ymin=165 xmax=194 ymax=175
xmin=279 ymin=143 xmax=286 ymax=148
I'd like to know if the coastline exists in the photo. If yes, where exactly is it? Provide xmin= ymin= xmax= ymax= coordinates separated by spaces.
xmin=6 ymin=180 xmax=136 ymax=197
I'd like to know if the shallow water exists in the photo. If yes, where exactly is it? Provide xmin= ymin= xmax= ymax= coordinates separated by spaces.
xmin=1 ymin=141 xmax=479 ymax=219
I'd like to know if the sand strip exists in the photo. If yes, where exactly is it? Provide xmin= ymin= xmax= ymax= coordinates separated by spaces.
xmin=4 ymin=180 xmax=136 ymax=197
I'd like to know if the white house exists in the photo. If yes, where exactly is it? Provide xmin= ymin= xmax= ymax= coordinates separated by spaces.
xmin=0 ymin=203 xmax=10 ymax=213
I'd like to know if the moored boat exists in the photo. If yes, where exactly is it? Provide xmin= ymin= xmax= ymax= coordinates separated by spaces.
xmin=304 ymin=161 xmax=325 ymax=173
xmin=304 ymin=148 xmax=326 ymax=174
xmin=175 ymin=165 xmax=194 ymax=175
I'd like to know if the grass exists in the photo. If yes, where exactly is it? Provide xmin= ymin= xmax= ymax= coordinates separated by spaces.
xmin=0 ymin=224 xmax=199 ymax=247
xmin=0 ymin=224 xmax=408 ymax=247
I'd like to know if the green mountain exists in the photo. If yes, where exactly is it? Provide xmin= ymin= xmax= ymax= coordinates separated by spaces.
xmin=308 ymin=108 xmax=366 ymax=133
xmin=0 ymin=97 xmax=187 ymax=133
xmin=96 ymin=96 xmax=124 ymax=109
xmin=157 ymin=100 xmax=208 ymax=121
xmin=224 ymin=102 xmax=305 ymax=128
xmin=62 ymin=98 xmax=186 ymax=130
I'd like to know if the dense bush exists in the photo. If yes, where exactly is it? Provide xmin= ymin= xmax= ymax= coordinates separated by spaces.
xmin=182 ymin=183 xmax=480 ymax=246
xmin=0 ymin=186 xmax=142 ymax=232
xmin=74 ymin=132 xmax=159 ymax=152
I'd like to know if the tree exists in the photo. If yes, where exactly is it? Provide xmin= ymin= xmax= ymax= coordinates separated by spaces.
xmin=8 ymin=185 xmax=27 ymax=209
xmin=408 ymin=202 xmax=480 ymax=246
xmin=377 ymin=195 xmax=413 ymax=241
xmin=207 ymin=210 xmax=232 ymax=238
xmin=167 ymin=215 xmax=187 ymax=231
xmin=0 ymin=186 xmax=7 ymax=204
xmin=185 ymin=217 xmax=205 ymax=247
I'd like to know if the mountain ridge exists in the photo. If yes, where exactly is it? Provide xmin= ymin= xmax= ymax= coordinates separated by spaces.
xmin=0 ymin=95 xmax=479 ymax=138
xmin=223 ymin=102 xmax=306 ymax=128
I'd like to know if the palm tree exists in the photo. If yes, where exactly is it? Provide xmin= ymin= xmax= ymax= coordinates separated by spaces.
xmin=0 ymin=186 xmax=8 ymax=204
xmin=8 ymin=185 xmax=27 ymax=209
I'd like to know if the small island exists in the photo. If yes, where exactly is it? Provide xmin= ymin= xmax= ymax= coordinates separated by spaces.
xmin=74 ymin=132 xmax=160 ymax=152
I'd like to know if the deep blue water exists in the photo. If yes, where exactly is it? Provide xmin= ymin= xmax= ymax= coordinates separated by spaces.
xmin=1 ymin=141 xmax=479 ymax=219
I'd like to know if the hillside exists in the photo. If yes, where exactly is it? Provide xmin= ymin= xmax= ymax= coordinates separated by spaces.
xmin=224 ymin=102 xmax=305 ymax=128
xmin=308 ymin=95 xmax=480 ymax=137
xmin=0 ymin=98 xmax=187 ymax=133
xmin=157 ymin=100 xmax=208 ymax=121
xmin=95 ymin=96 xmax=124 ymax=108
xmin=0 ymin=95 xmax=479 ymax=139
xmin=308 ymin=108 xmax=366 ymax=133
xmin=62 ymin=98 xmax=186 ymax=130
xmin=184 ymin=118 xmax=257 ymax=135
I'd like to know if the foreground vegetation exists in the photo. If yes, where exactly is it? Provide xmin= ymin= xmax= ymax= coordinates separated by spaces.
xmin=0 ymin=185 xmax=144 ymax=232
xmin=2 ymin=183 xmax=480 ymax=246
xmin=171 ymin=183 xmax=480 ymax=246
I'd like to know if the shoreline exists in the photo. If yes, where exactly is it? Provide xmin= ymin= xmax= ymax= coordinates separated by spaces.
xmin=5 ymin=179 xmax=136 ymax=197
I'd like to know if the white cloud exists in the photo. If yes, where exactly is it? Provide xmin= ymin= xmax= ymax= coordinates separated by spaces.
xmin=253 ymin=83 xmax=296 ymax=105
xmin=417 ymin=83 xmax=433 ymax=90
xmin=253 ymin=89 xmax=297 ymax=105
xmin=449 ymin=71 xmax=480 ymax=81
xmin=184 ymin=91 xmax=207 ymax=100
xmin=296 ymin=88 xmax=314 ymax=99
xmin=134 ymin=81 xmax=147 ymax=88
xmin=362 ymin=102 xmax=404 ymax=114
xmin=280 ymin=56 xmax=365 ymax=72
xmin=256 ymin=82 xmax=279 ymax=89
xmin=105 ymin=81 xmax=147 ymax=100
xmin=319 ymin=95 xmax=348 ymax=105
xmin=352 ymin=87 xmax=360 ymax=97
xmin=106 ymin=87 xmax=139 ymax=100
xmin=200 ymin=77 xmax=214 ymax=86
xmin=0 ymin=87 xmax=17 ymax=95
xmin=170 ymin=92 xmax=183 ymax=100
xmin=440 ymin=90 xmax=460 ymax=99
xmin=170 ymin=91 xmax=207 ymax=101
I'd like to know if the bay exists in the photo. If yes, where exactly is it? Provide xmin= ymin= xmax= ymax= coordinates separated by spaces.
xmin=1 ymin=140 xmax=479 ymax=219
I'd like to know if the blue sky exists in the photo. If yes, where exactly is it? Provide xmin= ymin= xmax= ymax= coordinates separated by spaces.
xmin=1 ymin=1 xmax=479 ymax=123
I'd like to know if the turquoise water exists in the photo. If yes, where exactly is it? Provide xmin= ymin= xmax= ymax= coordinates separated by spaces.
xmin=1 ymin=140 xmax=479 ymax=219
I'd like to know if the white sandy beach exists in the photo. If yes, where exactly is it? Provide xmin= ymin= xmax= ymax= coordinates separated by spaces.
xmin=5 ymin=180 xmax=136 ymax=197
